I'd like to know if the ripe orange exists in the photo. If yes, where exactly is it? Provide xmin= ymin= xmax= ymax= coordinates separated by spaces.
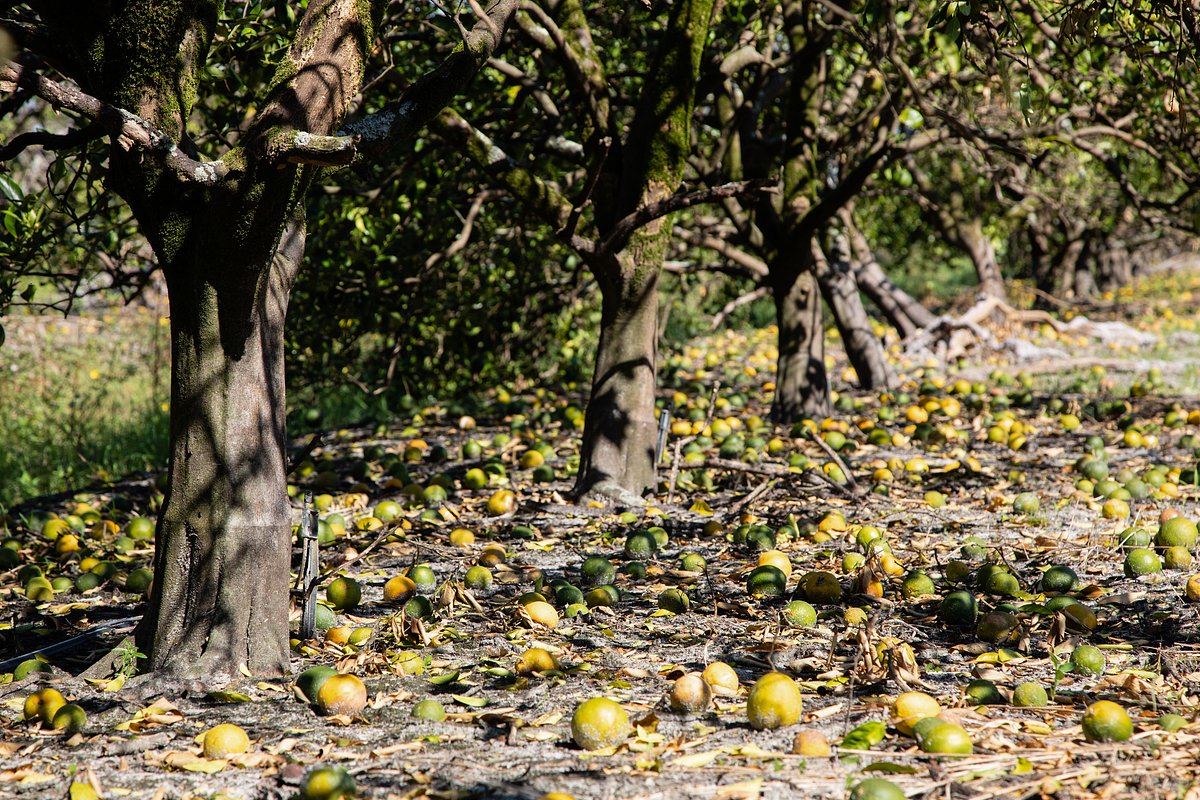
xmin=747 ymin=672 xmax=802 ymax=730
xmin=316 ymin=674 xmax=368 ymax=716
xmin=892 ymin=691 xmax=940 ymax=736
xmin=202 ymin=723 xmax=251 ymax=758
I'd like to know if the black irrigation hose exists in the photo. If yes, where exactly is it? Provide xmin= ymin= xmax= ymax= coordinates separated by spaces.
xmin=0 ymin=615 xmax=141 ymax=673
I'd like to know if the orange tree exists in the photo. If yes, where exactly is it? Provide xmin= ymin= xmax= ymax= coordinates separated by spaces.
xmin=433 ymin=0 xmax=752 ymax=505
xmin=0 ymin=0 xmax=518 ymax=681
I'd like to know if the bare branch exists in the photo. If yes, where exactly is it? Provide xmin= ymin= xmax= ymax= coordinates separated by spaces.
xmin=673 ymin=225 xmax=769 ymax=278
xmin=560 ymin=135 xmax=610 ymax=240
xmin=487 ymin=57 xmax=560 ymax=117
xmin=598 ymin=179 xmax=777 ymax=257
xmin=0 ymin=123 xmax=103 ymax=161
xmin=516 ymin=0 xmax=609 ymax=134
xmin=424 ymin=189 xmax=504 ymax=269
xmin=0 ymin=63 xmax=229 ymax=185
xmin=258 ymin=128 xmax=361 ymax=166
xmin=719 ymin=45 xmax=768 ymax=76
xmin=432 ymin=108 xmax=594 ymax=255
xmin=712 ymin=286 xmax=769 ymax=329
xmin=341 ymin=0 xmax=521 ymax=149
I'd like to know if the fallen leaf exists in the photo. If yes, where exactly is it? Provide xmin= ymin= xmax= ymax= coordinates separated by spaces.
xmin=671 ymin=749 xmax=722 ymax=768
xmin=714 ymin=779 xmax=762 ymax=799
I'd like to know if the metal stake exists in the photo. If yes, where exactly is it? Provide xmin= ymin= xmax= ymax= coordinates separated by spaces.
xmin=656 ymin=408 xmax=671 ymax=463
xmin=298 ymin=491 xmax=320 ymax=641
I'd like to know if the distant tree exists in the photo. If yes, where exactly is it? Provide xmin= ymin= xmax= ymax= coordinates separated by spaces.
xmin=685 ymin=0 xmax=951 ymax=421
xmin=439 ymin=0 xmax=738 ymax=504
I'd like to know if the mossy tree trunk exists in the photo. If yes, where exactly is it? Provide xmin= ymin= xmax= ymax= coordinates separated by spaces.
xmin=7 ymin=0 xmax=518 ymax=680
xmin=761 ymin=1 xmax=837 ymax=424
xmin=128 ymin=0 xmax=378 ymax=679
xmin=45 ymin=0 xmax=378 ymax=679
xmin=575 ymin=255 xmax=661 ymax=502
xmin=573 ymin=0 xmax=717 ymax=503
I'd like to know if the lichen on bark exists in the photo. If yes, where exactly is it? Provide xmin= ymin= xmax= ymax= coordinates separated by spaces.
xmin=574 ymin=0 xmax=718 ymax=503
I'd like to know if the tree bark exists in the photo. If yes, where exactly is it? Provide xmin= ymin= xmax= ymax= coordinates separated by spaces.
xmin=770 ymin=250 xmax=830 ymax=423
xmin=841 ymin=209 xmax=934 ymax=337
xmin=574 ymin=259 xmax=660 ymax=504
xmin=572 ymin=0 xmax=716 ymax=503
xmin=1095 ymin=240 xmax=1132 ymax=291
xmin=138 ymin=213 xmax=304 ymax=681
xmin=962 ymin=217 xmax=1004 ymax=300
xmin=13 ymin=0 xmax=519 ymax=684
xmin=815 ymin=233 xmax=897 ymax=390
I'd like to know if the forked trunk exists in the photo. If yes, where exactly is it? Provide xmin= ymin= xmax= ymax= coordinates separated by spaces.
xmin=770 ymin=252 xmax=830 ymax=423
xmin=574 ymin=263 xmax=660 ymax=505
xmin=816 ymin=236 xmax=897 ymax=391
xmin=841 ymin=210 xmax=935 ymax=337
xmin=138 ymin=217 xmax=305 ymax=681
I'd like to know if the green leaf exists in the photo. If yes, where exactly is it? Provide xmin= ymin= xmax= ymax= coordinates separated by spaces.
xmin=839 ymin=720 xmax=886 ymax=750
xmin=451 ymin=694 xmax=488 ymax=708
xmin=206 ymin=690 xmax=253 ymax=703
xmin=863 ymin=762 xmax=919 ymax=774
xmin=0 ymin=174 xmax=23 ymax=203
xmin=428 ymin=669 xmax=461 ymax=686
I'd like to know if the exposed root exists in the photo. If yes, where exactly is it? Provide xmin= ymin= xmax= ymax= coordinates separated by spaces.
xmin=573 ymin=480 xmax=648 ymax=509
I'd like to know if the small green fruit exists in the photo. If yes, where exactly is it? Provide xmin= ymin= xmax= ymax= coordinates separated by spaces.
xmin=1012 ymin=682 xmax=1048 ymax=708
xmin=412 ymin=698 xmax=446 ymax=721
xmin=326 ymin=577 xmax=362 ymax=611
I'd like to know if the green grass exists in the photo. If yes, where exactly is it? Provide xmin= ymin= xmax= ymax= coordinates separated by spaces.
xmin=0 ymin=305 xmax=170 ymax=509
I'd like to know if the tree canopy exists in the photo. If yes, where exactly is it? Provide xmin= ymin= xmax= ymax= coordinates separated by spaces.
xmin=2 ymin=0 xmax=1200 ymax=686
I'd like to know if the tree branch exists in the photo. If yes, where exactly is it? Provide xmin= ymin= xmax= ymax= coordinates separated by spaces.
xmin=597 ymin=179 xmax=777 ymax=257
xmin=340 ymin=0 xmax=520 ymax=150
xmin=0 ymin=63 xmax=229 ymax=185
xmin=257 ymin=128 xmax=361 ymax=166
xmin=0 ymin=122 xmax=103 ymax=162
xmin=432 ymin=108 xmax=594 ymax=255
xmin=712 ymin=286 xmax=769 ymax=329
xmin=517 ymin=0 xmax=609 ymax=135
xmin=424 ymin=189 xmax=504 ymax=269
xmin=673 ymin=225 xmax=769 ymax=278
xmin=487 ymin=57 xmax=560 ymax=118
xmin=719 ymin=44 xmax=768 ymax=76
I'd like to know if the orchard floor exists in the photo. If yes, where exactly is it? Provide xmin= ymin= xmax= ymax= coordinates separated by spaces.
xmin=5 ymin=273 xmax=1200 ymax=800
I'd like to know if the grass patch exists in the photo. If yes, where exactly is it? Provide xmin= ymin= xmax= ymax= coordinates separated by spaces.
xmin=0 ymin=304 xmax=170 ymax=509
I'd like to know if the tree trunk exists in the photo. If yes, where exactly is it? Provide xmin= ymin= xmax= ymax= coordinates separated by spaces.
xmin=815 ymin=235 xmax=897 ymax=390
xmin=841 ymin=210 xmax=934 ymax=337
xmin=963 ymin=217 xmax=1004 ymax=300
xmin=1095 ymin=241 xmax=1132 ymax=291
xmin=572 ymin=0 xmax=714 ymax=504
xmin=1027 ymin=221 xmax=1055 ymax=306
xmin=574 ymin=260 xmax=660 ymax=505
xmin=770 ymin=251 xmax=830 ymax=423
xmin=1056 ymin=237 xmax=1088 ymax=300
xmin=138 ymin=214 xmax=304 ymax=681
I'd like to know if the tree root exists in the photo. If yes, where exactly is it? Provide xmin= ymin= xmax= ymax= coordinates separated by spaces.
xmin=573 ymin=480 xmax=648 ymax=509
